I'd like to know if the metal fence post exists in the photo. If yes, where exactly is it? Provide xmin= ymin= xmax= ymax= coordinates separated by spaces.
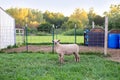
xmin=52 ymin=24 xmax=55 ymax=53
xmin=74 ymin=24 xmax=77 ymax=44
xmin=25 ymin=24 xmax=28 ymax=52
xmin=56 ymin=26 xmax=58 ymax=39
xmin=24 ymin=27 xmax=26 ymax=44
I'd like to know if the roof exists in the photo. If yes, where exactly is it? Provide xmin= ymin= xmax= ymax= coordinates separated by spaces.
xmin=0 ymin=7 xmax=14 ymax=19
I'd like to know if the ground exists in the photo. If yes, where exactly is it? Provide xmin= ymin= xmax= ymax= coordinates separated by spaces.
xmin=3 ymin=45 xmax=120 ymax=62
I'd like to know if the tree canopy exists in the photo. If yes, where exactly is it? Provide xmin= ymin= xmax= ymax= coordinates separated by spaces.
xmin=69 ymin=8 xmax=88 ymax=28
xmin=6 ymin=8 xmax=44 ymax=27
xmin=6 ymin=4 xmax=120 ymax=31
xmin=104 ymin=4 xmax=120 ymax=30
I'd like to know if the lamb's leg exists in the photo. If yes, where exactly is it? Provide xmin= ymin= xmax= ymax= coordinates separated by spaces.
xmin=74 ymin=53 xmax=80 ymax=62
xmin=76 ymin=53 xmax=80 ymax=62
xmin=73 ymin=53 xmax=77 ymax=62
xmin=59 ymin=54 xmax=64 ymax=63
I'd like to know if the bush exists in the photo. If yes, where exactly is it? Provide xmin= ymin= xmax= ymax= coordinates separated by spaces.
xmin=27 ymin=27 xmax=38 ymax=35
xmin=37 ymin=23 xmax=52 ymax=33
xmin=63 ymin=29 xmax=84 ymax=36
xmin=7 ymin=44 xmax=19 ymax=49
xmin=36 ymin=31 xmax=51 ymax=36
xmin=54 ymin=29 xmax=64 ymax=34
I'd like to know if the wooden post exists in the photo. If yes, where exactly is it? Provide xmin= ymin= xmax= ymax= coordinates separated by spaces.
xmin=104 ymin=17 xmax=108 ymax=56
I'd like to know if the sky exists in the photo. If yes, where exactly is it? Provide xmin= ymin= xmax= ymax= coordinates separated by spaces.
xmin=0 ymin=0 xmax=120 ymax=16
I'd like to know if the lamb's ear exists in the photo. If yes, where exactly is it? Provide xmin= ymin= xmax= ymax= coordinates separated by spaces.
xmin=58 ymin=40 xmax=60 ymax=42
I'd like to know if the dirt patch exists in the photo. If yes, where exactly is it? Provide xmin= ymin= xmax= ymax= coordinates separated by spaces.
xmin=79 ymin=46 xmax=120 ymax=62
xmin=3 ymin=45 xmax=120 ymax=62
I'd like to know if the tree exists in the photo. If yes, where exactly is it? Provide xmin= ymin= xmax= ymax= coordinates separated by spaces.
xmin=88 ymin=8 xmax=96 ymax=25
xmin=43 ymin=11 xmax=66 ymax=28
xmin=69 ymin=8 xmax=89 ymax=29
xmin=61 ymin=20 xmax=76 ymax=30
xmin=6 ymin=8 xmax=44 ymax=27
xmin=104 ymin=4 xmax=120 ymax=30
xmin=94 ymin=15 xmax=104 ymax=26
xmin=37 ymin=22 xmax=52 ymax=33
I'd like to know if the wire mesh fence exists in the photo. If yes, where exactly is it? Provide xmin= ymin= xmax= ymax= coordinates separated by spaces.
xmin=1 ymin=17 xmax=119 ymax=56
xmin=22 ymin=25 xmax=81 ymax=52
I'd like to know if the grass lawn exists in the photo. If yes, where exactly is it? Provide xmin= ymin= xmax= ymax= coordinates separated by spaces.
xmin=16 ymin=35 xmax=84 ymax=45
xmin=0 ymin=52 xmax=120 ymax=80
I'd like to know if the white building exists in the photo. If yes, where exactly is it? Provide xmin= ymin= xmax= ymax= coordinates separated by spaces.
xmin=0 ymin=7 xmax=15 ymax=49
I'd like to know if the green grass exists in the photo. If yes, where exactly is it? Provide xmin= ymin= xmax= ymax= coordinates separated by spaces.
xmin=0 ymin=52 xmax=120 ymax=80
xmin=16 ymin=35 xmax=84 ymax=45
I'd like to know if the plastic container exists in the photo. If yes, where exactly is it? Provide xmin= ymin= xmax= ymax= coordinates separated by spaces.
xmin=108 ymin=33 xmax=119 ymax=48
xmin=84 ymin=29 xmax=90 ymax=46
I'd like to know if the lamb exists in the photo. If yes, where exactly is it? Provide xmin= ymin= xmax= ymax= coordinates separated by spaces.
xmin=53 ymin=40 xmax=80 ymax=63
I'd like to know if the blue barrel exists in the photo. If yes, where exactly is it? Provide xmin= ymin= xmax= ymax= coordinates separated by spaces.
xmin=84 ymin=29 xmax=90 ymax=46
xmin=108 ymin=33 xmax=119 ymax=48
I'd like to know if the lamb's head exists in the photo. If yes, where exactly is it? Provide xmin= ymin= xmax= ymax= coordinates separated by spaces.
xmin=53 ymin=40 xmax=60 ymax=45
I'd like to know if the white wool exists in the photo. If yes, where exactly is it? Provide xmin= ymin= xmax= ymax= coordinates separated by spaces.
xmin=55 ymin=44 xmax=79 ymax=55
xmin=53 ymin=40 xmax=80 ymax=63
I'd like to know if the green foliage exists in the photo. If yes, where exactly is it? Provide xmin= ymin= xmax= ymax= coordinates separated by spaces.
xmin=36 ymin=32 xmax=51 ymax=36
xmin=43 ymin=11 xmax=67 ymax=27
xmin=88 ymin=8 xmax=96 ymax=25
xmin=37 ymin=22 xmax=52 ymax=33
xmin=0 ymin=50 xmax=4 ymax=53
xmin=104 ymin=4 xmax=120 ymax=30
xmin=69 ymin=8 xmax=89 ymax=28
xmin=0 ymin=53 xmax=119 ymax=80
xmin=7 ymin=44 xmax=19 ymax=49
xmin=94 ymin=15 xmax=105 ymax=26
xmin=7 ymin=7 xmax=119 ymax=31
xmin=62 ymin=8 xmax=89 ymax=30
xmin=63 ymin=29 xmax=84 ymax=36
xmin=54 ymin=29 xmax=63 ymax=34
xmin=27 ymin=27 xmax=38 ymax=35
xmin=88 ymin=8 xmax=105 ymax=26
xmin=6 ymin=8 xmax=44 ymax=27
xmin=7 ymin=45 xmax=13 ymax=49
xmin=61 ymin=21 xmax=76 ymax=29
xmin=6 ymin=7 xmax=109 ymax=31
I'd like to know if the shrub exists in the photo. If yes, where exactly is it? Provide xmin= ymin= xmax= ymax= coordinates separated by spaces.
xmin=37 ymin=23 xmax=52 ymax=33
xmin=7 ymin=44 xmax=19 ymax=49
xmin=36 ymin=31 xmax=51 ymax=36
xmin=63 ymin=29 xmax=84 ymax=36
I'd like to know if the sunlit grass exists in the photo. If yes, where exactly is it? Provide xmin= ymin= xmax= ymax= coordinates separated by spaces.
xmin=0 ymin=52 xmax=120 ymax=80
xmin=16 ymin=35 xmax=84 ymax=44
